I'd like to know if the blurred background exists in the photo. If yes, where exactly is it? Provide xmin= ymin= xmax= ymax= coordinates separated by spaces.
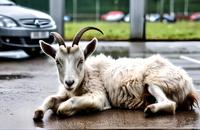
xmin=13 ymin=0 xmax=200 ymax=41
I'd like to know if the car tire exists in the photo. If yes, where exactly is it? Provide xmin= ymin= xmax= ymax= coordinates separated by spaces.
xmin=24 ymin=48 xmax=41 ymax=57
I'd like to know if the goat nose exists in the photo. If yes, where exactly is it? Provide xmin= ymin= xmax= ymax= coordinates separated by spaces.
xmin=65 ymin=80 xmax=74 ymax=86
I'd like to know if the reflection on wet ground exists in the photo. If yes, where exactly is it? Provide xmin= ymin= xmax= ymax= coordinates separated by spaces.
xmin=0 ymin=50 xmax=28 ymax=60
xmin=35 ymin=110 xmax=200 ymax=129
xmin=33 ymin=109 xmax=200 ymax=129
xmin=0 ymin=73 xmax=33 ymax=80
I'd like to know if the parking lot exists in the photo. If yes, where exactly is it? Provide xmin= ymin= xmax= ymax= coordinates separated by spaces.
xmin=0 ymin=41 xmax=200 ymax=129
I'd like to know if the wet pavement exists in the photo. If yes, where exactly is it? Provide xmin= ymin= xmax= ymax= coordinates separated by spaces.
xmin=0 ymin=42 xmax=200 ymax=129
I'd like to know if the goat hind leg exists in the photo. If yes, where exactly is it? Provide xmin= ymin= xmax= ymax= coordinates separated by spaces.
xmin=144 ymin=84 xmax=176 ymax=115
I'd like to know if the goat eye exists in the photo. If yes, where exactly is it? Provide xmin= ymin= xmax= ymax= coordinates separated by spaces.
xmin=77 ymin=59 xmax=83 ymax=68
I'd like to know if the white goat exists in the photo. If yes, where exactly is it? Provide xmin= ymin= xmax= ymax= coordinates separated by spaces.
xmin=33 ymin=27 xmax=199 ymax=121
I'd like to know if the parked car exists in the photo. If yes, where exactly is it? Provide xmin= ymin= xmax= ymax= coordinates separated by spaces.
xmin=0 ymin=0 xmax=56 ymax=57
xmin=101 ymin=11 xmax=125 ymax=22
xmin=123 ymin=14 xmax=129 ymax=22
xmin=145 ymin=14 xmax=160 ymax=22
xmin=64 ymin=15 xmax=71 ymax=22
xmin=146 ymin=14 xmax=176 ymax=23
xmin=190 ymin=12 xmax=200 ymax=21
xmin=124 ymin=13 xmax=176 ymax=23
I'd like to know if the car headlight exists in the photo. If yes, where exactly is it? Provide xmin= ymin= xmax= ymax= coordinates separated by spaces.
xmin=0 ymin=16 xmax=18 ymax=28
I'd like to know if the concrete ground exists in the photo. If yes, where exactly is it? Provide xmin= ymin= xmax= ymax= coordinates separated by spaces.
xmin=0 ymin=41 xmax=200 ymax=129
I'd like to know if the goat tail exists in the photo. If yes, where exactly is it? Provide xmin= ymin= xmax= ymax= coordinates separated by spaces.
xmin=183 ymin=91 xmax=199 ymax=110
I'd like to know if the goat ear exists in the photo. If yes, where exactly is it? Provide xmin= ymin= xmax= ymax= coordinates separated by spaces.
xmin=39 ymin=40 xmax=56 ymax=59
xmin=84 ymin=38 xmax=97 ymax=59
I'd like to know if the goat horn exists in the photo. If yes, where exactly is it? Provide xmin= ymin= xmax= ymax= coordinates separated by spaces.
xmin=72 ymin=26 xmax=103 ymax=46
xmin=50 ymin=32 xmax=66 ymax=47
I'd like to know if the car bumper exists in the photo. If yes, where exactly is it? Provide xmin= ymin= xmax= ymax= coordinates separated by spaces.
xmin=0 ymin=26 xmax=56 ymax=50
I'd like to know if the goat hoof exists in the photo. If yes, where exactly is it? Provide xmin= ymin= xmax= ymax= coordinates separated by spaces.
xmin=57 ymin=109 xmax=63 ymax=116
xmin=144 ymin=105 xmax=156 ymax=117
xmin=57 ymin=110 xmax=61 ymax=116
xmin=144 ymin=107 xmax=152 ymax=113
xmin=144 ymin=107 xmax=153 ymax=117
xmin=33 ymin=110 xmax=44 ymax=122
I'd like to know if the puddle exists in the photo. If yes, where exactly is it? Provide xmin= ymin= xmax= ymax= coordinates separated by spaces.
xmin=0 ymin=74 xmax=33 ymax=80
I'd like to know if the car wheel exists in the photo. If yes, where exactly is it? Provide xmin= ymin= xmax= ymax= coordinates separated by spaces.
xmin=24 ymin=48 xmax=41 ymax=57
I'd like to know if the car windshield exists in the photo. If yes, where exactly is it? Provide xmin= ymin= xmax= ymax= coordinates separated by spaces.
xmin=0 ymin=0 xmax=15 ymax=5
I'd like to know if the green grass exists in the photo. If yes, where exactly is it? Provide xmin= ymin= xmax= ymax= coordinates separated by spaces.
xmin=146 ymin=21 xmax=200 ymax=40
xmin=64 ymin=21 xmax=200 ymax=41
xmin=64 ymin=22 xmax=130 ymax=41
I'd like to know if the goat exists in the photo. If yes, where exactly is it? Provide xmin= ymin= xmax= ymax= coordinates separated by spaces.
xmin=33 ymin=26 xmax=199 ymax=121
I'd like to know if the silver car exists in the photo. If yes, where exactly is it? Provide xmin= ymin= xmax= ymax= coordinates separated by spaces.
xmin=0 ymin=0 xmax=56 ymax=57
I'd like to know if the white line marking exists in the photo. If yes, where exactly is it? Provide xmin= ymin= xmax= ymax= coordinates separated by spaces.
xmin=180 ymin=55 xmax=200 ymax=64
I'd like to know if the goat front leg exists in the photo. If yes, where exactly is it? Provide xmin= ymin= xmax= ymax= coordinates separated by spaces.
xmin=144 ymin=84 xmax=176 ymax=115
xmin=57 ymin=93 xmax=110 ymax=116
xmin=33 ymin=95 xmax=67 ymax=121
